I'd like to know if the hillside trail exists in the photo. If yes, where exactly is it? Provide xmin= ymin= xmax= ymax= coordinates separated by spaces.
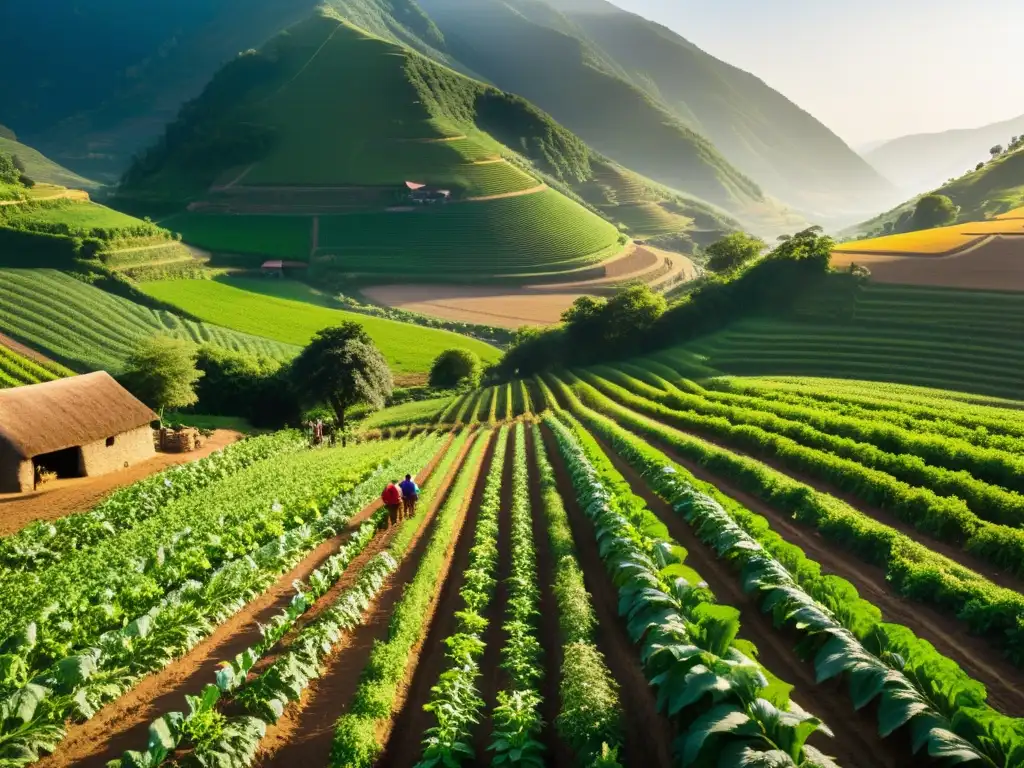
xmin=540 ymin=425 xmax=676 ymax=768
xmin=462 ymin=183 xmax=548 ymax=203
xmin=35 ymin=435 xmax=456 ymax=768
xmin=257 ymin=430 xmax=484 ymax=766
xmin=378 ymin=431 xmax=499 ymax=768
xmin=602 ymin=417 xmax=1024 ymax=718
xmin=0 ymin=430 xmax=244 ymax=536
xmin=585 ymin=430 xmax=913 ymax=768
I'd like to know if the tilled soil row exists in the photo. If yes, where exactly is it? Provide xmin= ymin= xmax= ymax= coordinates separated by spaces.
xmin=540 ymin=426 xmax=676 ymax=768
xmin=257 ymin=430 xmax=481 ymax=766
xmin=380 ymin=430 xmax=500 ymax=768
xmin=39 ymin=433 xmax=455 ymax=768
xmin=587 ymin=431 xmax=916 ymax=768
xmin=632 ymin=425 xmax=1024 ymax=719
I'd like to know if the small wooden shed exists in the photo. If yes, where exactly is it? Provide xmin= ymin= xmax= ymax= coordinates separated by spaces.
xmin=0 ymin=372 xmax=158 ymax=493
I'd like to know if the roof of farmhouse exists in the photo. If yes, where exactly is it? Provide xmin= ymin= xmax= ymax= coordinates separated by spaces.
xmin=0 ymin=372 xmax=157 ymax=459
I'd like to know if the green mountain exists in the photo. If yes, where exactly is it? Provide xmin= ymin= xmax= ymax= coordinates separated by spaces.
xmin=120 ymin=11 xmax=646 ymax=280
xmin=0 ymin=128 xmax=99 ymax=191
xmin=421 ymin=0 xmax=891 ymax=218
xmin=848 ymin=143 xmax=1024 ymax=238
xmin=865 ymin=113 xmax=1024 ymax=196
xmin=417 ymin=0 xmax=766 ymax=214
xmin=0 ymin=0 xmax=461 ymax=182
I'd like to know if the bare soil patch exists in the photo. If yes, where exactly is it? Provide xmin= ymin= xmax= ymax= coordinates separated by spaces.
xmin=0 ymin=430 xmax=243 ymax=536
xmin=831 ymin=235 xmax=1024 ymax=290
xmin=362 ymin=247 xmax=697 ymax=328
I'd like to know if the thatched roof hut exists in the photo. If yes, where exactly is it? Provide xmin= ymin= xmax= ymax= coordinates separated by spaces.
xmin=0 ymin=372 xmax=158 ymax=493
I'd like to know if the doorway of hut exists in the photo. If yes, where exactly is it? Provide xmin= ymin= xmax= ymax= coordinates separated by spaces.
xmin=33 ymin=446 xmax=83 ymax=480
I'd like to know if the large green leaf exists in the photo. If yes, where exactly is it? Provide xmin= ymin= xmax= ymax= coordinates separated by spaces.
xmin=681 ymin=704 xmax=760 ymax=766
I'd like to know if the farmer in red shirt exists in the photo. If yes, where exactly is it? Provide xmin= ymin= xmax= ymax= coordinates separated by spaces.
xmin=382 ymin=480 xmax=403 ymax=528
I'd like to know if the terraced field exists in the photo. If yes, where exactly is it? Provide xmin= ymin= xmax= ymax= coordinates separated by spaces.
xmin=315 ymin=189 xmax=621 ymax=278
xmin=676 ymin=280 xmax=1024 ymax=399
xmin=5 ymin=363 xmax=1024 ymax=768
xmin=0 ymin=343 xmax=69 ymax=388
xmin=0 ymin=269 xmax=296 ymax=373
xmin=139 ymin=279 xmax=501 ymax=377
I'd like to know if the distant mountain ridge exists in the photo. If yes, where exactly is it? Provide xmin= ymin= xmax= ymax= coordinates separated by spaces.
xmin=866 ymin=113 xmax=1024 ymax=196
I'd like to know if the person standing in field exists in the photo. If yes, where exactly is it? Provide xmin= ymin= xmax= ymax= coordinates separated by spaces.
xmin=399 ymin=473 xmax=420 ymax=520
xmin=382 ymin=480 xmax=402 ymax=528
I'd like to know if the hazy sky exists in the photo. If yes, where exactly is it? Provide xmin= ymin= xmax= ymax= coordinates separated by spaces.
xmin=609 ymin=0 xmax=1024 ymax=147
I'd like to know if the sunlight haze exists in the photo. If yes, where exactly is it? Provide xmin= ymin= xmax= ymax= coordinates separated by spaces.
xmin=610 ymin=0 xmax=1024 ymax=147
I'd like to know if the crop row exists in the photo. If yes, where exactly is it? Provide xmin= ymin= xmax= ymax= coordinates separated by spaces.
xmin=0 ymin=431 xmax=305 ymax=576
xmin=414 ymin=426 xmax=507 ymax=767
xmin=711 ymin=375 xmax=1024 ymax=439
xmin=598 ymin=364 xmax=1024 ymax=527
xmin=531 ymin=425 xmax=624 ymax=765
xmin=112 ymin=429 xmax=475 ymax=768
xmin=554 ymin=383 xmax=1024 ymax=766
xmin=0 ymin=434 xmax=442 ymax=765
xmin=0 ymin=345 xmax=64 ymax=387
xmin=546 ymin=374 xmax=1024 ymax=664
xmin=545 ymin=410 xmax=839 ymax=767
xmin=330 ymin=430 xmax=490 ymax=766
xmin=709 ymin=377 xmax=1024 ymax=453
xmin=488 ymin=424 xmax=546 ymax=766
xmin=577 ymin=369 xmax=1024 ymax=578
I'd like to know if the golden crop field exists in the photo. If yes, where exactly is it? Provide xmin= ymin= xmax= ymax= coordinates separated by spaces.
xmin=995 ymin=206 xmax=1024 ymax=219
xmin=834 ymin=227 xmax=982 ymax=255
xmin=959 ymin=218 xmax=1024 ymax=233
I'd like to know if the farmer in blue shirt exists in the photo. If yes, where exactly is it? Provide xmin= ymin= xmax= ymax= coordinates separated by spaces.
xmin=399 ymin=474 xmax=420 ymax=520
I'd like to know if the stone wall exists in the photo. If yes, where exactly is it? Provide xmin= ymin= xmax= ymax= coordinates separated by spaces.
xmin=78 ymin=425 xmax=155 ymax=478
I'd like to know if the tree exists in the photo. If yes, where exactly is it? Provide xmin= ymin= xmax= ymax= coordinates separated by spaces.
xmin=704 ymin=232 xmax=766 ymax=273
xmin=120 ymin=335 xmax=203 ymax=417
xmin=910 ymin=194 xmax=958 ymax=230
xmin=990 ymin=145 xmax=1004 ymax=158
xmin=429 ymin=348 xmax=482 ymax=389
xmin=291 ymin=323 xmax=392 ymax=445
xmin=0 ymin=153 xmax=20 ymax=186
xmin=602 ymin=284 xmax=666 ymax=347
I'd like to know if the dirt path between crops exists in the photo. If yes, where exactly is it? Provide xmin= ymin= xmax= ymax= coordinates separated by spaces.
xmin=381 ymin=432 xmax=498 ymax=767
xmin=541 ymin=425 xmax=675 ymax=768
xmin=257 ymin=431 xmax=481 ymax=766
xmin=608 ymin=420 xmax=1024 ymax=719
xmin=463 ymin=183 xmax=548 ymax=203
xmin=586 ymin=432 xmax=914 ymax=768
xmin=473 ymin=428 xmax=515 ymax=760
xmin=36 ymin=437 xmax=455 ymax=768
xmin=0 ymin=431 xmax=243 ymax=536
xmin=525 ymin=426 xmax=577 ymax=767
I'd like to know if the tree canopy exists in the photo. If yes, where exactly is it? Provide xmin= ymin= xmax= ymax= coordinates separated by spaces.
xmin=120 ymin=335 xmax=203 ymax=416
xmin=911 ymin=194 xmax=958 ymax=231
xmin=429 ymin=348 xmax=482 ymax=389
xmin=705 ymin=232 xmax=766 ymax=273
xmin=291 ymin=322 xmax=393 ymax=442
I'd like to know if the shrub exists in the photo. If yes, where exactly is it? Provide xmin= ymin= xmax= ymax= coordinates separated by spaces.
xmin=429 ymin=348 xmax=482 ymax=389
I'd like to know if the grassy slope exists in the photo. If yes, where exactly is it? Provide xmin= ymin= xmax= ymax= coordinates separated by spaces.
xmin=0 ymin=269 xmax=296 ymax=373
xmin=545 ymin=0 xmax=891 ymax=214
xmin=120 ymin=13 xmax=621 ymax=278
xmin=419 ymin=0 xmax=765 ymax=214
xmin=849 ymin=145 xmax=1024 ymax=238
xmin=681 ymin=278 xmax=1024 ymax=400
xmin=0 ymin=200 xmax=145 ymax=231
xmin=0 ymin=137 xmax=99 ymax=190
xmin=138 ymin=278 xmax=501 ymax=374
